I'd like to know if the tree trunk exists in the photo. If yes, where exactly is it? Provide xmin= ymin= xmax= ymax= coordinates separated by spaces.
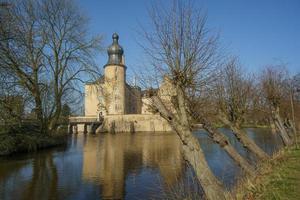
xmin=49 ymin=75 xmax=61 ymax=133
xmin=269 ymin=119 xmax=277 ymax=134
xmin=290 ymin=92 xmax=298 ymax=148
xmin=49 ymin=101 xmax=62 ymax=133
xmin=232 ymin=125 xmax=269 ymax=160
xmin=202 ymin=121 xmax=255 ymax=176
xmin=174 ymin=120 xmax=230 ymax=200
xmin=151 ymin=96 xmax=230 ymax=200
xmin=219 ymin=115 xmax=269 ymax=161
xmin=273 ymin=107 xmax=292 ymax=146
xmin=33 ymin=92 xmax=46 ymax=134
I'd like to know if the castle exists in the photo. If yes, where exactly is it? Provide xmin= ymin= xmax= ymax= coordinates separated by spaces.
xmin=82 ymin=33 xmax=172 ymax=133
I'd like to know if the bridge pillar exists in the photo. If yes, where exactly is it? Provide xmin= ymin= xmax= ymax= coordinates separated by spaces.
xmin=87 ymin=124 xmax=94 ymax=134
xmin=83 ymin=124 xmax=88 ymax=134
xmin=68 ymin=124 xmax=73 ymax=134
xmin=73 ymin=124 xmax=78 ymax=134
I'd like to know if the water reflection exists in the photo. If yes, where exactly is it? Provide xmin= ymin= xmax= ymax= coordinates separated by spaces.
xmin=0 ymin=153 xmax=58 ymax=200
xmin=23 ymin=154 xmax=58 ymax=200
xmin=246 ymin=128 xmax=283 ymax=155
xmin=82 ymin=133 xmax=184 ymax=199
xmin=0 ymin=132 xmax=184 ymax=200
xmin=194 ymin=128 xmax=283 ymax=188
xmin=0 ymin=128 xmax=282 ymax=200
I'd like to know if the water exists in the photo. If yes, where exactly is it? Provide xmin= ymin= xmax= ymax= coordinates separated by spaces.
xmin=0 ymin=128 xmax=283 ymax=200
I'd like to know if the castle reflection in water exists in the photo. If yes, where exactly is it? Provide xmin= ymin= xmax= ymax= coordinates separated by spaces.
xmin=0 ymin=132 xmax=187 ymax=200
xmin=81 ymin=132 xmax=184 ymax=199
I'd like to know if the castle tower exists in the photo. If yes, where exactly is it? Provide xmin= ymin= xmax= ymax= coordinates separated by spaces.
xmin=104 ymin=33 xmax=126 ymax=115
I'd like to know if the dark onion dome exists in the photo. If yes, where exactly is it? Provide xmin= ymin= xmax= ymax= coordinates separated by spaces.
xmin=106 ymin=33 xmax=124 ymax=66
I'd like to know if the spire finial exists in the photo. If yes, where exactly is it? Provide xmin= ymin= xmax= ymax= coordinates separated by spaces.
xmin=105 ymin=33 xmax=124 ymax=66
xmin=112 ymin=33 xmax=119 ymax=42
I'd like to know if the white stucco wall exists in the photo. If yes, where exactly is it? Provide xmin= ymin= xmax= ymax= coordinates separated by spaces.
xmin=85 ymin=84 xmax=100 ymax=117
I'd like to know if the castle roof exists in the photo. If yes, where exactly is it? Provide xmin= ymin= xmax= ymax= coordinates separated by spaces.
xmin=106 ymin=33 xmax=124 ymax=66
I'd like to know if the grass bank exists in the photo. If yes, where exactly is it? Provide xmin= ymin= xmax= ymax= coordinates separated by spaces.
xmin=0 ymin=125 xmax=68 ymax=156
xmin=236 ymin=146 xmax=300 ymax=199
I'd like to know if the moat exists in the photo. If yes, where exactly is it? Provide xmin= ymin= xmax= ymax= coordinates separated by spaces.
xmin=0 ymin=128 xmax=283 ymax=200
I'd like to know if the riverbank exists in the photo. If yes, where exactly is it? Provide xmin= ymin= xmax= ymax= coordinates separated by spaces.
xmin=0 ymin=132 xmax=68 ymax=156
xmin=0 ymin=126 xmax=68 ymax=156
xmin=212 ymin=123 xmax=270 ymax=129
xmin=236 ymin=145 xmax=300 ymax=199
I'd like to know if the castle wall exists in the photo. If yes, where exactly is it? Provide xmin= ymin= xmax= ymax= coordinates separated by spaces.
xmin=125 ymin=85 xmax=142 ymax=114
xmin=100 ymin=114 xmax=172 ymax=133
xmin=158 ymin=76 xmax=177 ymax=113
xmin=85 ymin=84 xmax=100 ymax=117
xmin=104 ymin=65 xmax=126 ymax=115
xmin=141 ymin=97 xmax=152 ymax=114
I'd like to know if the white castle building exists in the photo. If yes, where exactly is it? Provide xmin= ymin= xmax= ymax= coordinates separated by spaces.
xmin=81 ymin=33 xmax=172 ymax=133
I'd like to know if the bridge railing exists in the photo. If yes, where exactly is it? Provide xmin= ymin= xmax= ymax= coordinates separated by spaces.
xmin=69 ymin=116 xmax=102 ymax=124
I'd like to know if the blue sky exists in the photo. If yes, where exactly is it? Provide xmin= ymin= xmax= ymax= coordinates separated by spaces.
xmin=76 ymin=0 xmax=300 ymax=81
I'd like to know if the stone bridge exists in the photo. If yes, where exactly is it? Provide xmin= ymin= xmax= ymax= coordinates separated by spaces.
xmin=68 ymin=116 xmax=103 ymax=134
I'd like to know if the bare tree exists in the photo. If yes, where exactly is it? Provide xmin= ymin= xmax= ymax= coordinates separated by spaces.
xmin=0 ymin=0 xmax=102 ymax=134
xmin=284 ymin=73 xmax=299 ymax=147
xmin=0 ymin=0 xmax=47 ymax=132
xmin=291 ymin=73 xmax=300 ymax=146
xmin=41 ymin=0 xmax=102 ymax=131
xmin=213 ymin=58 xmax=269 ymax=160
xmin=260 ymin=66 xmax=292 ymax=146
xmin=141 ymin=1 xmax=234 ymax=199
